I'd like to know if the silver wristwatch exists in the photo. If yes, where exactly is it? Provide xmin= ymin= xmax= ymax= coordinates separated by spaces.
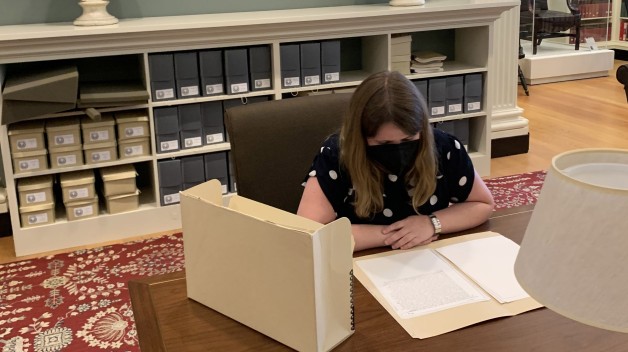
xmin=428 ymin=214 xmax=442 ymax=235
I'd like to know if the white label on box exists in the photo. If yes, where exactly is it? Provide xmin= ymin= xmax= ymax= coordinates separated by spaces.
xmin=324 ymin=72 xmax=340 ymax=82
xmin=254 ymin=79 xmax=271 ymax=89
xmin=304 ymin=75 xmax=321 ymax=85
xmin=124 ymin=145 xmax=144 ymax=156
xmin=125 ymin=127 xmax=145 ymax=138
xmin=92 ymin=151 xmax=111 ymax=162
xmin=467 ymin=102 xmax=481 ymax=111
xmin=90 ymin=130 xmax=109 ymax=142
xmin=160 ymin=140 xmax=179 ymax=151
xmin=221 ymin=184 xmax=228 ymax=194
xmin=163 ymin=193 xmax=181 ymax=205
xmin=57 ymin=155 xmax=77 ymax=166
xmin=28 ymin=213 xmax=48 ymax=224
xmin=16 ymin=138 xmax=37 ymax=150
xmin=205 ymin=84 xmax=223 ymax=95
xmin=230 ymin=83 xmax=249 ymax=94
xmin=26 ymin=192 xmax=47 ymax=204
xmin=448 ymin=104 xmax=462 ymax=113
xmin=69 ymin=187 xmax=89 ymax=200
xmin=181 ymin=86 xmax=199 ymax=97
xmin=74 ymin=205 xmax=94 ymax=217
xmin=19 ymin=159 xmax=40 ymax=171
xmin=184 ymin=137 xmax=202 ymax=148
xmin=206 ymin=133 xmax=224 ymax=144
xmin=431 ymin=106 xmax=445 ymax=116
xmin=283 ymin=77 xmax=300 ymax=87
xmin=54 ymin=134 xmax=75 ymax=146
xmin=155 ymin=88 xmax=175 ymax=100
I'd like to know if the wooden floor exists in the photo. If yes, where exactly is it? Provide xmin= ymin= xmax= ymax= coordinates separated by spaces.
xmin=1 ymin=60 xmax=627 ymax=263
xmin=491 ymin=60 xmax=628 ymax=177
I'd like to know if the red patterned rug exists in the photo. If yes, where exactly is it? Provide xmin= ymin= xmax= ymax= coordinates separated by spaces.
xmin=484 ymin=170 xmax=546 ymax=210
xmin=0 ymin=170 xmax=545 ymax=351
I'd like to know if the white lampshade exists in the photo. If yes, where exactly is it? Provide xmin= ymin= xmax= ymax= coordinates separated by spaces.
xmin=389 ymin=0 xmax=426 ymax=6
xmin=515 ymin=148 xmax=628 ymax=332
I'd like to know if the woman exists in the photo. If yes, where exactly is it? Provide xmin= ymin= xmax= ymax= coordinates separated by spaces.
xmin=297 ymin=71 xmax=494 ymax=252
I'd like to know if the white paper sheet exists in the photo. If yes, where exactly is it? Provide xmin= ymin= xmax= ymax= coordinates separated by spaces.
xmin=355 ymin=249 xmax=489 ymax=319
xmin=435 ymin=236 xmax=529 ymax=303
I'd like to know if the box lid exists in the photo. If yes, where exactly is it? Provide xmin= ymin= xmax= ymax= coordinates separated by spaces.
xmin=17 ymin=175 xmax=54 ymax=191
xmin=106 ymin=189 xmax=140 ymax=200
xmin=19 ymin=201 xmax=54 ymax=212
xmin=100 ymin=164 xmax=137 ymax=182
xmin=3 ymin=65 xmax=78 ymax=104
xmin=8 ymin=120 xmax=45 ymax=135
xmin=12 ymin=149 xmax=47 ymax=158
xmin=81 ymin=113 xmax=115 ymax=128
xmin=49 ymin=145 xmax=83 ymax=154
xmin=115 ymin=110 xmax=149 ymax=123
xmin=82 ymin=141 xmax=117 ymax=150
xmin=118 ymin=137 xmax=149 ymax=145
xmin=78 ymin=82 xmax=149 ymax=106
xmin=60 ymin=170 xmax=95 ymax=187
xmin=65 ymin=197 xmax=99 ymax=207
xmin=45 ymin=117 xmax=81 ymax=132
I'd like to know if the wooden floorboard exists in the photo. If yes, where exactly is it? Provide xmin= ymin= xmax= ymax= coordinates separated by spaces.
xmin=1 ymin=60 xmax=627 ymax=263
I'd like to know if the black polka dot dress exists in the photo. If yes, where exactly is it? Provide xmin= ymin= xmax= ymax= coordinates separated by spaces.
xmin=304 ymin=129 xmax=475 ymax=225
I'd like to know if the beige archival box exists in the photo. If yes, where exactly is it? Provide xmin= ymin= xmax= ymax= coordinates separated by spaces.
xmin=99 ymin=164 xmax=138 ymax=197
xmin=19 ymin=202 xmax=55 ymax=228
xmin=8 ymin=120 xmax=46 ymax=153
xmin=45 ymin=117 xmax=81 ymax=150
xmin=17 ymin=175 xmax=54 ymax=206
xmin=81 ymin=114 xmax=116 ymax=144
xmin=181 ymin=180 xmax=355 ymax=352
xmin=1 ymin=65 xmax=78 ymax=123
xmin=114 ymin=110 xmax=150 ymax=140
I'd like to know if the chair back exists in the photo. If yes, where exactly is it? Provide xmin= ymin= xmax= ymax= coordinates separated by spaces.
xmin=225 ymin=93 xmax=351 ymax=213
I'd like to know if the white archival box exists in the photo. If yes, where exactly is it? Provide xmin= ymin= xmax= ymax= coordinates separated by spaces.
xmin=180 ymin=180 xmax=355 ymax=352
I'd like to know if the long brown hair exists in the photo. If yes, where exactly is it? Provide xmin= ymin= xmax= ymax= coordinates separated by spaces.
xmin=340 ymin=71 xmax=437 ymax=218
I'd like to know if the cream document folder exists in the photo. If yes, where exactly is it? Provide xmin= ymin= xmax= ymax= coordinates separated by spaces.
xmin=436 ymin=236 xmax=530 ymax=303
xmin=353 ymin=231 xmax=543 ymax=339
xmin=355 ymin=249 xmax=489 ymax=318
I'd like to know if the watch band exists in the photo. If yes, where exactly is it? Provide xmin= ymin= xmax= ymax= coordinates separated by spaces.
xmin=428 ymin=214 xmax=442 ymax=235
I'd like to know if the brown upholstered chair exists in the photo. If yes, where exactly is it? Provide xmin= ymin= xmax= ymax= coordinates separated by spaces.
xmin=224 ymin=93 xmax=351 ymax=213
xmin=520 ymin=0 xmax=581 ymax=55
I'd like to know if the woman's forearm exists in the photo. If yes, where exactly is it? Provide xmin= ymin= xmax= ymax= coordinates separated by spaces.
xmin=433 ymin=201 xmax=493 ymax=234
xmin=352 ymin=224 xmax=388 ymax=252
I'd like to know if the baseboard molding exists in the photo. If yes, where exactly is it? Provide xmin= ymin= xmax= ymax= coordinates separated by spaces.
xmin=614 ymin=49 xmax=628 ymax=61
xmin=491 ymin=133 xmax=530 ymax=158
xmin=0 ymin=212 xmax=13 ymax=237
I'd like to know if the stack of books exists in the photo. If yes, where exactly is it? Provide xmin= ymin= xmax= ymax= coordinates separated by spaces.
xmin=411 ymin=51 xmax=446 ymax=74
xmin=390 ymin=34 xmax=412 ymax=75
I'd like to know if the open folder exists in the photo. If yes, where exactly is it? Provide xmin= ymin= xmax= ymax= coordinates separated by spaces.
xmin=180 ymin=180 xmax=354 ymax=352
xmin=353 ymin=231 xmax=543 ymax=339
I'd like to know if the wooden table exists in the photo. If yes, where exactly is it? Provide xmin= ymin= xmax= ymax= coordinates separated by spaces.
xmin=129 ymin=205 xmax=628 ymax=351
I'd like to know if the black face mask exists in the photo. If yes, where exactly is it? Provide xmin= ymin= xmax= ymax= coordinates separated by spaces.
xmin=366 ymin=139 xmax=421 ymax=176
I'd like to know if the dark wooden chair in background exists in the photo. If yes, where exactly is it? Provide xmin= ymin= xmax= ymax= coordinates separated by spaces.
xmin=520 ymin=0 xmax=581 ymax=55
xmin=617 ymin=64 xmax=628 ymax=102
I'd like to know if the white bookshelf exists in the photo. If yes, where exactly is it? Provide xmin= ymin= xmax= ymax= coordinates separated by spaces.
xmin=0 ymin=2 xmax=519 ymax=256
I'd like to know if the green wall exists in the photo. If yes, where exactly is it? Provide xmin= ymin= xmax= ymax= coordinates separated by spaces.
xmin=0 ymin=0 xmax=386 ymax=26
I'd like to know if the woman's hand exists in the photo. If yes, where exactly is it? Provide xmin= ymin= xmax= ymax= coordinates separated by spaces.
xmin=381 ymin=215 xmax=437 ymax=250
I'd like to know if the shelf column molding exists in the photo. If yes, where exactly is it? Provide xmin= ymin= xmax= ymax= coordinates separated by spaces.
xmin=490 ymin=6 xmax=530 ymax=140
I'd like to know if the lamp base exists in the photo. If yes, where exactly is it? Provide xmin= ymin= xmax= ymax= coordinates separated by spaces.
xmin=389 ymin=0 xmax=426 ymax=6
xmin=74 ymin=0 xmax=119 ymax=26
